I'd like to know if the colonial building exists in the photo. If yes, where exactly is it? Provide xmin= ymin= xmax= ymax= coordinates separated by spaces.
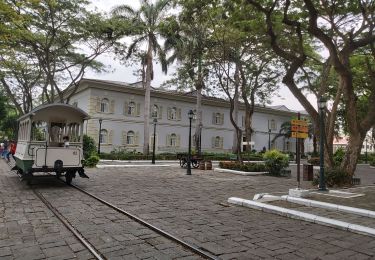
xmin=64 ymin=78 xmax=311 ymax=154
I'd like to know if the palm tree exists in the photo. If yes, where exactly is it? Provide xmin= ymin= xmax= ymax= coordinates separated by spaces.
xmin=112 ymin=0 xmax=170 ymax=154
xmin=273 ymin=121 xmax=316 ymax=155
xmin=164 ymin=11 xmax=210 ymax=155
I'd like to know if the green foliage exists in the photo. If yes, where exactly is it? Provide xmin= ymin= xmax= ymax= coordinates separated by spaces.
xmin=83 ymin=135 xmax=97 ymax=159
xmin=218 ymin=161 xmax=266 ymax=172
xmin=263 ymin=150 xmax=289 ymax=176
xmin=370 ymin=157 xmax=375 ymax=167
xmin=333 ymin=148 xmax=345 ymax=166
xmin=84 ymin=155 xmax=100 ymax=168
xmin=1 ymin=114 xmax=18 ymax=139
xmin=312 ymin=168 xmax=352 ymax=188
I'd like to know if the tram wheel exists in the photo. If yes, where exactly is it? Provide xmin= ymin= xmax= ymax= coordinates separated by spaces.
xmin=65 ymin=172 xmax=73 ymax=185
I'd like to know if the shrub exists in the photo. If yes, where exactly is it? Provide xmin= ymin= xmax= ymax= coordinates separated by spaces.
xmin=308 ymin=157 xmax=320 ymax=166
xmin=83 ymin=135 xmax=97 ymax=159
xmin=370 ymin=157 xmax=375 ymax=167
xmin=263 ymin=150 xmax=289 ymax=176
xmin=333 ymin=148 xmax=345 ymax=166
xmin=84 ymin=155 xmax=100 ymax=167
xmin=218 ymin=161 xmax=266 ymax=172
xmin=312 ymin=167 xmax=352 ymax=187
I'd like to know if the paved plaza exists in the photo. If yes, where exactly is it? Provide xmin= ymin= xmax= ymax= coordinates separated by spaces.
xmin=1 ymin=160 xmax=375 ymax=259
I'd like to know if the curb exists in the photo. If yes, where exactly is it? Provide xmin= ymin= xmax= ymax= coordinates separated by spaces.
xmin=213 ymin=168 xmax=267 ymax=176
xmin=97 ymin=164 xmax=172 ymax=168
xmin=228 ymin=197 xmax=375 ymax=237
xmin=280 ymin=195 xmax=375 ymax=218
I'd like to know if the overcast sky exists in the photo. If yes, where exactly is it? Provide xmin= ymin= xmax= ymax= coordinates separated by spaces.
xmin=87 ymin=0 xmax=316 ymax=112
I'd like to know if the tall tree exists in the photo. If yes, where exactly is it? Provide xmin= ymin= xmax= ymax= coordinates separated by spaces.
xmin=112 ymin=0 xmax=171 ymax=155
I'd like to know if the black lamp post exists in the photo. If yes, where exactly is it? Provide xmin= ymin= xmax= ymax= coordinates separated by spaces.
xmin=198 ymin=123 xmax=202 ymax=156
xmin=98 ymin=118 xmax=103 ymax=155
xmin=187 ymin=110 xmax=194 ymax=175
xmin=152 ymin=112 xmax=157 ymax=164
xmin=365 ymin=138 xmax=368 ymax=164
xmin=318 ymin=97 xmax=327 ymax=191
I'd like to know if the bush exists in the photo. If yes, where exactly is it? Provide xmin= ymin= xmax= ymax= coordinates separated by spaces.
xmin=218 ymin=161 xmax=266 ymax=172
xmin=312 ymin=167 xmax=352 ymax=187
xmin=308 ymin=157 xmax=320 ymax=166
xmin=83 ymin=135 xmax=97 ymax=159
xmin=370 ymin=157 xmax=375 ymax=167
xmin=333 ymin=148 xmax=345 ymax=166
xmin=84 ymin=155 xmax=100 ymax=167
xmin=263 ymin=150 xmax=289 ymax=176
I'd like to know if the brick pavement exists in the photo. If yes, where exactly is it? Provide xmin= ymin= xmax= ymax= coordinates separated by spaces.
xmin=2 ymin=158 xmax=375 ymax=259
xmin=0 ymin=160 xmax=93 ymax=260
xmin=72 ymin=164 xmax=375 ymax=259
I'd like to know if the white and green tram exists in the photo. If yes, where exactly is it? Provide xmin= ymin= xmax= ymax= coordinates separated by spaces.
xmin=14 ymin=103 xmax=89 ymax=184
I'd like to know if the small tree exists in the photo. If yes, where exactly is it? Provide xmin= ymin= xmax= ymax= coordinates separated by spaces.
xmin=83 ymin=135 xmax=97 ymax=159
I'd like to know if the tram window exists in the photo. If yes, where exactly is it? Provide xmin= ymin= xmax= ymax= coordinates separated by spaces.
xmin=31 ymin=122 xmax=46 ymax=141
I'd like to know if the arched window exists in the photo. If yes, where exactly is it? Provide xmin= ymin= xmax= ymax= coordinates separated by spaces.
xmin=100 ymin=129 xmax=108 ymax=144
xmin=127 ymin=131 xmax=135 ymax=145
xmin=215 ymin=113 xmax=221 ymax=124
xmin=214 ymin=136 xmax=221 ymax=148
xmin=170 ymin=133 xmax=177 ymax=147
xmin=128 ymin=101 xmax=136 ymax=116
xmin=101 ymin=98 xmax=109 ymax=113
xmin=152 ymin=104 xmax=158 ymax=118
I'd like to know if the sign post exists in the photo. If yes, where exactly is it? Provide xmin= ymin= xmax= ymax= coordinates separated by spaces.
xmin=291 ymin=113 xmax=308 ymax=188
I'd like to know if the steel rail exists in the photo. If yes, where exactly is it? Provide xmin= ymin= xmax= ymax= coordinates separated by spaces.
xmin=70 ymin=183 xmax=219 ymax=260
xmin=33 ymin=189 xmax=105 ymax=260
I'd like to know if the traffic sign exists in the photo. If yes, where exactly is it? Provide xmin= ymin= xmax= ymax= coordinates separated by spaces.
xmin=291 ymin=132 xmax=308 ymax=139
xmin=291 ymin=125 xmax=308 ymax=133
xmin=291 ymin=119 xmax=308 ymax=126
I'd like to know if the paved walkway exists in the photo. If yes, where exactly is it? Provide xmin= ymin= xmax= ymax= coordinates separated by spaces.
xmin=1 ymin=159 xmax=375 ymax=259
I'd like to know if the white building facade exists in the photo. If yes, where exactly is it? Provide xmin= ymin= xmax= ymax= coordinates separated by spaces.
xmin=65 ymin=78 xmax=311 ymax=154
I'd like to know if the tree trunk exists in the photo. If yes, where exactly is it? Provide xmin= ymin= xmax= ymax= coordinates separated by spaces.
xmin=232 ymin=87 xmax=239 ymax=153
xmin=341 ymin=133 xmax=364 ymax=176
xmin=143 ymin=38 xmax=153 ymax=155
xmin=194 ymin=87 xmax=202 ymax=154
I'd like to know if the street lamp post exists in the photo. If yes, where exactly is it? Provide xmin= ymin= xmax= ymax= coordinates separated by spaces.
xmin=318 ymin=97 xmax=327 ymax=191
xmin=198 ymin=123 xmax=202 ymax=156
xmin=365 ymin=138 xmax=368 ymax=164
xmin=187 ymin=110 xmax=194 ymax=175
xmin=97 ymin=118 xmax=103 ymax=155
xmin=268 ymin=129 xmax=271 ymax=150
xmin=152 ymin=117 xmax=157 ymax=164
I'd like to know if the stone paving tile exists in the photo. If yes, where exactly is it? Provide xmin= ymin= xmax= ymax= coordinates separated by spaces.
xmin=0 ymin=160 xmax=94 ymax=259
xmin=72 ymin=164 xmax=375 ymax=259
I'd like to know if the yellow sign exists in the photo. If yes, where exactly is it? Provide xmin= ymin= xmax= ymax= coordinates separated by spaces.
xmin=291 ymin=125 xmax=308 ymax=133
xmin=291 ymin=132 xmax=308 ymax=139
xmin=291 ymin=119 xmax=308 ymax=126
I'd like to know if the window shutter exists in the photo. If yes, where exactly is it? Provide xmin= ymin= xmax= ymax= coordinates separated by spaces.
xmin=177 ymin=108 xmax=181 ymax=120
xmin=167 ymin=108 xmax=171 ymax=120
xmin=166 ymin=134 xmax=171 ymax=146
xmin=136 ymin=103 xmax=141 ymax=116
xmin=158 ymin=106 xmax=163 ymax=119
xmin=220 ymin=113 xmax=224 ymax=125
xmin=211 ymin=137 xmax=215 ymax=148
xmin=176 ymin=134 xmax=181 ymax=147
xmin=212 ymin=113 xmax=215 ymax=124
xmin=124 ymin=101 xmax=128 ymax=115
xmin=108 ymin=130 xmax=113 ymax=144
xmin=110 ymin=100 xmax=115 ymax=113
xmin=135 ymin=131 xmax=139 ymax=145
xmin=96 ymin=97 xmax=101 ymax=113
xmin=122 ymin=131 xmax=126 ymax=145
xmin=220 ymin=137 xmax=224 ymax=149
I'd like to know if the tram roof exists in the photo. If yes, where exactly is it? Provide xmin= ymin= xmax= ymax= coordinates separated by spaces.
xmin=18 ymin=103 xmax=89 ymax=123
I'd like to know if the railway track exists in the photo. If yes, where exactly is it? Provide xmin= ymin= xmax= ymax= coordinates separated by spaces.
xmin=29 ymin=178 xmax=218 ymax=260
